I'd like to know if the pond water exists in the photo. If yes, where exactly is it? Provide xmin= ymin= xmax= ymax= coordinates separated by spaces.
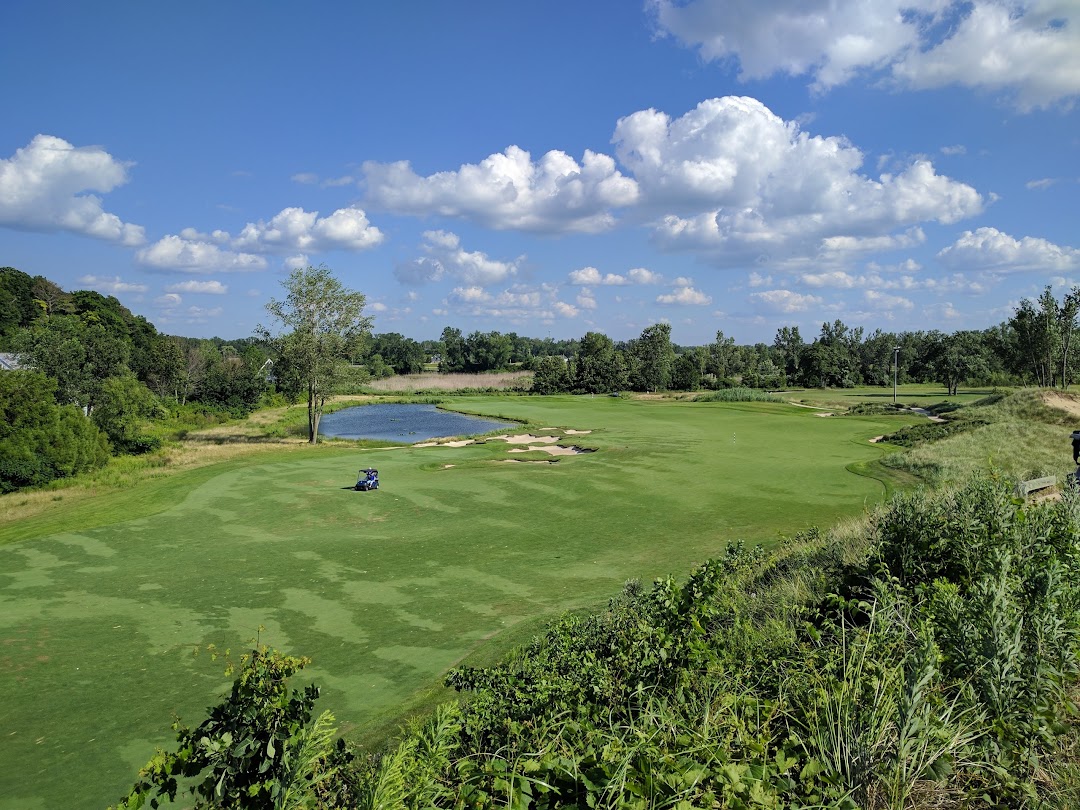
xmin=319 ymin=403 xmax=517 ymax=442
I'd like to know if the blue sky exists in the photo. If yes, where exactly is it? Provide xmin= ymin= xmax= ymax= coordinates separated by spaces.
xmin=2 ymin=1 xmax=1079 ymax=345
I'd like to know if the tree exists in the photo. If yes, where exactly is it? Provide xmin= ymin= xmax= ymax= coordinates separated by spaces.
xmin=773 ymin=326 xmax=804 ymax=385
xmin=573 ymin=331 xmax=627 ymax=393
xmin=257 ymin=266 xmax=372 ymax=444
xmin=14 ymin=314 xmax=130 ymax=411
xmin=926 ymin=330 xmax=991 ymax=396
xmin=627 ymin=323 xmax=675 ymax=392
xmin=439 ymin=327 xmax=467 ymax=372
xmin=532 ymin=356 xmax=571 ymax=394
xmin=198 ymin=345 xmax=270 ymax=415
xmin=0 ymin=370 xmax=109 ymax=492
xmin=368 ymin=332 xmax=425 ymax=375
xmin=143 ymin=335 xmax=187 ymax=401
xmin=464 ymin=331 xmax=514 ymax=372
xmin=707 ymin=330 xmax=739 ymax=382
xmin=670 ymin=352 xmax=703 ymax=391
xmin=801 ymin=320 xmax=862 ymax=388
xmin=92 ymin=374 xmax=163 ymax=453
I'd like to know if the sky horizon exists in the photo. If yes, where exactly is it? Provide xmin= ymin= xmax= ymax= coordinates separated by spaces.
xmin=2 ymin=1 xmax=1079 ymax=346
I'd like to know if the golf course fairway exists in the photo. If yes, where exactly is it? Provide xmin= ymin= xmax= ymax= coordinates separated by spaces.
xmin=0 ymin=396 xmax=915 ymax=809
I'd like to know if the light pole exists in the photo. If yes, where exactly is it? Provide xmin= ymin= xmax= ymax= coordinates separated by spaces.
xmin=893 ymin=346 xmax=900 ymax=404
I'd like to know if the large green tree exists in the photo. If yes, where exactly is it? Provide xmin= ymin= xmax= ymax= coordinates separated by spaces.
xmin=573 ymin=331 xmax=627 ymax=393
xmin=257 ymin=265 xmax=372 ymax=444
xmin=92 ymin=373 xmax=163 ymax=453
xmin=0 ymin=370 xmax=109 ymax=492
xmin=14 ymin=314 xmax=130 ymax=412
xmin=368 ymin=332 xmax=426 ymax=375
xmin=627 ymin=323 xmax=675 ymax=392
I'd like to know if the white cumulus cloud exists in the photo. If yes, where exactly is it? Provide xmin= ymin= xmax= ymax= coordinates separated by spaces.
xmin=614 ymin=97 xmax=982 ymax=265
xmin=576 ymin=288 xmax=598 ymax=309
xmin=651 ymin=0 xmax=1080 ymax=110
xmin=0 ymin=134 xmax=145 ymax=245
xmin=441 ymin=283 xmax=580 ymax=322
xmin=749 ymin=289 xmax=824 ymax=313
xmin=139 ymin=206 xmax=382 ymax=272
xmin=363 ymin=145 xmax=639 ymax=234
xmin=233 ymin=206 xmax=384 ymax=252
xmin=76 ymin=274 xmax=148 ymax=294
xmin=165 ymin=280 xmax=229 ymax=294
xmin=657 ymin=286 xmax=712 ymax=305
xmin=863 ymin=289 xmax=915 ymax=310
xmin=395 ymin=231 xmax=523 ymax=287
xmin=137 ymin=235 xmax=268 ymax=273
xmin=937 ymin=226 xmax=1080 ymax=272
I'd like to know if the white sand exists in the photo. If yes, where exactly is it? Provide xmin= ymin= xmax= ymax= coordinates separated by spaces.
xmin=508 ymin=445 xmax=584 ymax=456
xmin=492 ymin=434 xmax=560 ymax=444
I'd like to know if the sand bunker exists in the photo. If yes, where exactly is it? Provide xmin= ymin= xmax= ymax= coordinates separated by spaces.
xmin=1043 ymin=392 xmax=1080 ymax=419
xmin=416 ymin=431 xmax=594 ymax=457
xmin=564 ymin=429 xmax=592 ymax=435
xmin=508 ymin=445 xmax=586 ymax=456
xmin=869 ymin=435 xmax=884 ymax=443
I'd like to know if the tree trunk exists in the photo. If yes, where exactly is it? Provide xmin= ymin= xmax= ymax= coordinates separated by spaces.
xmin=307 ymin=378 xmax=319 ymax=444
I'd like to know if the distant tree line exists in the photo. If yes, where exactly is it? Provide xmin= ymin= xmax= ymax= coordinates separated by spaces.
xmin=526 ymin=287 xmax=1080 ymax=395
xmin=3 ymin=260 xmax=1078 ymax=490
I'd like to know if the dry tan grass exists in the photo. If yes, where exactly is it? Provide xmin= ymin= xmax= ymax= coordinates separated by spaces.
xmin=365 ymin=371 xmax=532 ymax=392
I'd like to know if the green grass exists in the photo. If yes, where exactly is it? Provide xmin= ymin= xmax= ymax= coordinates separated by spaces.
xmin=782 ymin=383 xmax=1001 ymax=409
xmin=0 ymin=396 xmax=917 ymax=810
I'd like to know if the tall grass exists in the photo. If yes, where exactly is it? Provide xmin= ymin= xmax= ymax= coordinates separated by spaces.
xmin=694 ymin=387 xmax=783 ymax=403
xmin=364 ymin=371 xmax=533 ymax=392
xmin=880 ymin=389 xmax=1079 ymax=484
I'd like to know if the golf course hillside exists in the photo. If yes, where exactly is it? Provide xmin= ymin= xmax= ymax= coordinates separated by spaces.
xmin=1 ymin=394 xmax=913 ymax=810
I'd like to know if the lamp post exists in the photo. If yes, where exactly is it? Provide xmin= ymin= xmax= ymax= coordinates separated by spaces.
xmin=893 ymin=346 xmax=900 ymax=404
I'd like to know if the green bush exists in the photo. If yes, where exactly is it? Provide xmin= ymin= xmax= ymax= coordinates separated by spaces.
xmin=0 ymin=370 xmax=109 ymax=492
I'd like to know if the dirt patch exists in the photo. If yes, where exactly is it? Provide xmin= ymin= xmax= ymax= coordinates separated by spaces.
xmin=1043 ymin=392 xmax=1080 ymax=420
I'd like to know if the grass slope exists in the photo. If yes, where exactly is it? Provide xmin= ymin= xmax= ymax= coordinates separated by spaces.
xmin=0 ymin=396 xmax=913 ymax=810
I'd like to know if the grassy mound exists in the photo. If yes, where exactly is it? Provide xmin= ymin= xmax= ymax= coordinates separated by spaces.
xmin=880 ymin=389 xmax=1080 ymax=484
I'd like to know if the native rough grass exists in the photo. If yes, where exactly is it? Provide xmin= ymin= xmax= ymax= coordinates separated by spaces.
xmin=364 ymin=371 xmax=532 ymax=392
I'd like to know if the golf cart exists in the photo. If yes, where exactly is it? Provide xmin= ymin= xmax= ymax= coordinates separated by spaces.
xmin=355 ymin=468 xmax=379 ymax=491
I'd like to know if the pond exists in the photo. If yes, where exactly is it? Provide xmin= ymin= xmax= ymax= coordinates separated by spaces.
xmin=319 ymin=403 xmax=517 ymax=442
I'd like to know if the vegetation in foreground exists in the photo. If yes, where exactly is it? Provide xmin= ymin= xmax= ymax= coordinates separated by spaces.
xmin=112 ymin=476 xmax=1080 ymax=808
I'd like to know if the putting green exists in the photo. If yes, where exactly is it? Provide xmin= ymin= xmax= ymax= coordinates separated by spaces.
xmin=0 ymin=396 xmax=914 ymax=809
